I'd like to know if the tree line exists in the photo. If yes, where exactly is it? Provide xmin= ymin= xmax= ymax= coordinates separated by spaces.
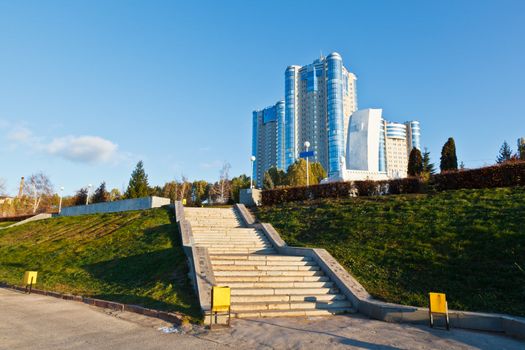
xmin=407 ymin=137 xmax=525 ymax=178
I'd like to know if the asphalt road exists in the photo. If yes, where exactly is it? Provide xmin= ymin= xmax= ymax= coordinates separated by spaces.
xmin=1 ymin=288 xmax=523 ymax=349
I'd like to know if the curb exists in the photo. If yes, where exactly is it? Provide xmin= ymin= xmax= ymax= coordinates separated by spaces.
xmin=0 ymin=282 xmax=183 ymax=325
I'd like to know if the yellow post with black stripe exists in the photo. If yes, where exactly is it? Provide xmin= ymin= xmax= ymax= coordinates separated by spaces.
xmin=23 ymin=271 xmax=38 ymax=294
xmin=210 ymin=286 xmax=231 ymax=329
xmin=429 ymin=292 xmax=450 ymax=330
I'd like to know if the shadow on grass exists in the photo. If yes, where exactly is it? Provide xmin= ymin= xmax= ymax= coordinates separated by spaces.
xmin=82 ymin=215 xmax=201 ymax=319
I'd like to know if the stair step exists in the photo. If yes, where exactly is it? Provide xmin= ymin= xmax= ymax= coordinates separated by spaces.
xmin=210 ymin=259 xmax=314 ymax=266
xmin=231 ymin=300 xmax=351 ymax=312
xmin=215 ymin=276 xmax=329 ymax=283
xmin=217 ymin=281 xmax=334 ymax=288
xmin=214 ymin=270 xmax=323 ymax=277
xmin=212 ymin=265 xmax=319 ymax=271
xmin=231 ymin=293 xmax=346 ymax=303
xmin=231 ymin=287 xmax=339 ymax=296
xmin=209 ymin=255 xmax=311 ymax=262
xmin=233 ymin=308 xmax=351 ymax=318
xmin=207 ymin=249 xmax=276 ymax=254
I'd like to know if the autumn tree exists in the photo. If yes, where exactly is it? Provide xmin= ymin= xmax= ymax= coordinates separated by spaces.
xmin=210 ymin=163 xmax=231 ymax=204
xmin=23 ymin=173 xmax=54 ymax=213
xmin=230 ymin=174 xmax=251 ymax=203
xmin=263 ymin=172 xmax=275 ymax=190
xmin=191 ymin=180 xmax=209 ymax=205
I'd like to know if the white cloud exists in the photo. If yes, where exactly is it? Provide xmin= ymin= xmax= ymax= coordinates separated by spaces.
xmin=45 ymin=135 xmax=119 ymax=164
xmin=7 ymin=127 xmax=33 ymax=142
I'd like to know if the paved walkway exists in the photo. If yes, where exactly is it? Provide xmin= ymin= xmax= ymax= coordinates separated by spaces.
xmin=0 ymin=288 xmax=523 ymax=350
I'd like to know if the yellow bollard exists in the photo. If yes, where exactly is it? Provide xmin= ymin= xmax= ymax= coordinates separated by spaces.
xmin=23 ymin=271 xmax=38 ymax=294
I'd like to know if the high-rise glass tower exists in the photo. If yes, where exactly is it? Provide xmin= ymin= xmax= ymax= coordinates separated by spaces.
xmin=252 ymin=101 xmax=285 ymax=187
xmin=284 ymin=52 xmax=357 ymax=178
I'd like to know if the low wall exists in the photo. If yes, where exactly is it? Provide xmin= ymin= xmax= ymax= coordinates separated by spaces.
xmin=0 ymin=213 xmax=53 ymax=230
xmin=59 ymin=196 xmax=171 ymax=217
xmin=235 ymin=204 xmax=525 ymax=338
xmin=174 ymin=201 xmax=214 ymax=319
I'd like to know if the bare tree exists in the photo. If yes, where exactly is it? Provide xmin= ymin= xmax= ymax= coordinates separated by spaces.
xmin=23 ymin=173 xmax=54 ymax=213
xmin=0 ymin=178 xmax=6 ymax=195
xmin=210 ymin=163 xmax=231 ymax=204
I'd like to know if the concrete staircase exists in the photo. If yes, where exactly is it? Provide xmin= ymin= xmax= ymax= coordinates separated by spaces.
xmin=184 ymin=207 xmax=352 ymax=318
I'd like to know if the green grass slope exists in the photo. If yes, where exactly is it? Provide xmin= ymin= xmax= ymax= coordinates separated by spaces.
xmin=0 ymin=207 xmax=200 ymax=320
xmin=256 ymin=187 xmax=525 ymax=316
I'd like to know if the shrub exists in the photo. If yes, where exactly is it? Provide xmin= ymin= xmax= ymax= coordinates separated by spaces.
xmin=262 ymin=178 xmax=424 ymax=205
xmin=432 ymin=161 xmax=525 ymax=191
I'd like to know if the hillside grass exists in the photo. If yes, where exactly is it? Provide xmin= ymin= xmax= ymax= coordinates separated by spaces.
xmin=0 ymin=221 xmax=16 ymax=228
xmin=256 ymin=187 xmax=525 ymax=316
xmin=0 ymin=207 xmax=200 ymax=320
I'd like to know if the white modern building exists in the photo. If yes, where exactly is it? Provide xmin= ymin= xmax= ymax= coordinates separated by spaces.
xmin=252 ymin=53 xmax=422 ymax=186
xmin=341 ymin=108 xmax=421 ymax=181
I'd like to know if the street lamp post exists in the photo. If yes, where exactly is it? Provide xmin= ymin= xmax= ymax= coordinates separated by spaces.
xmin=86 ymin=184 xmax=92 ymax=205
xmin=304 ymin=141 xmax=310 ymax=187
xmin=58 ymin=187 xmax=64 ymax=214
xmin=250 ymin=156 xmax=256 ymax=189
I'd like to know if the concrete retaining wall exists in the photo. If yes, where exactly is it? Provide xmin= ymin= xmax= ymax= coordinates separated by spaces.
xmin=59 ymin=196 xmax=171 ymax=217
xmin=235 ymin=203 xmax=525 ymax=338
xmin=174 ymin=201 xmax=214 ymax=318
xmin=0 ymin=213 xmax=53 ymax=230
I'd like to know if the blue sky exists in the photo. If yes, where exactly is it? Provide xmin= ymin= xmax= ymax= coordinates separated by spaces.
xmin=1 ymin=0 xmax=524 ymax=195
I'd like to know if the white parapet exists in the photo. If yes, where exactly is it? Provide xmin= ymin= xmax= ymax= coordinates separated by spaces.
xmin=59 ymin=196 xmax=171 ymax=217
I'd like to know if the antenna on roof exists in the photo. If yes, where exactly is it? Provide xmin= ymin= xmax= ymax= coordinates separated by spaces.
xmin=320 ymin=50 xmax=324 ymax=59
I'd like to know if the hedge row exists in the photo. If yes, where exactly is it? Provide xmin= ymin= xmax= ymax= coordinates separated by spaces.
xmin=262 ymin=178 xmax=423 ymax=206
xmin=261 ymin=162 xmax=525 ymax=206
xmin=432 ymin=161 xmax=525 ymax=191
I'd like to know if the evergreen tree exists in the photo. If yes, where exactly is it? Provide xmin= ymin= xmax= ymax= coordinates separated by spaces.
xmin=407 ymin=148 xmax=423 ymax=176
xmin=72 ymin=188 xmax=88 ymax=206
xmin=92 ymin=182 xmax=110 ymax=203
xmin=267 ymin=167 xmax=286 ymax=187
xmin=496 ymin=141 xmax=513 ymax=164
xmin=263 ymin=172 xmax=275 ymax=190
xmin=440 ymin=137 xmax=458 ymax=172
xmin=519 ymin=139 xmax=525 ymax=161
xmin=125 ymin=161 xmax=150 ymax=198
xmin=422 ymin=148 xmax=435 ymax=175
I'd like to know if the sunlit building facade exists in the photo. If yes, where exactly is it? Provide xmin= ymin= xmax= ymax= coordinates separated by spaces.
xmin=252 ymin=101 xmax=285 ymax=187
xmin=284 ymin=52 xmax=358 ymax=178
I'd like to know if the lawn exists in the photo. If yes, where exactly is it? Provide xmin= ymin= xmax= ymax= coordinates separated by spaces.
xmin=0 ymin=207 xmax=200 ymax=320
xmin=0 ymin=221 xmax=16 ymax=228
xmin=256 ymin=187 xmax=525 ymax=316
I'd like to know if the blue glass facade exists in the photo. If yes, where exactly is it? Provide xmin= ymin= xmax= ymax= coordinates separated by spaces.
xmin=326 ymin=53 xmax=344 ymax=178
xmin=251 ymin=111 xmax=258 ymax=183
xmin=275 ymin=101 xmax=285 ymax=170
xmin=409 ymin=121 xmax=421 ymax=150
xmin=284 ymin=66 xmax=297 ymax=170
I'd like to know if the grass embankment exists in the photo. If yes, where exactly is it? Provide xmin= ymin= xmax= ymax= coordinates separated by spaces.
xmin=0 ymin=208 xmax=200 ymax=320
xmin=256 ymin=187 xmax=525 ymax=316
xmin=0 ymin=222 xmax=16 ymax=228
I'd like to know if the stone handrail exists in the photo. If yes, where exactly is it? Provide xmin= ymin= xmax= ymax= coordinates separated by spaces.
xmin=175 ymin=201 xmax=215 ymax=314
xmin=235 ymin=203 xmax=525 ymax=338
